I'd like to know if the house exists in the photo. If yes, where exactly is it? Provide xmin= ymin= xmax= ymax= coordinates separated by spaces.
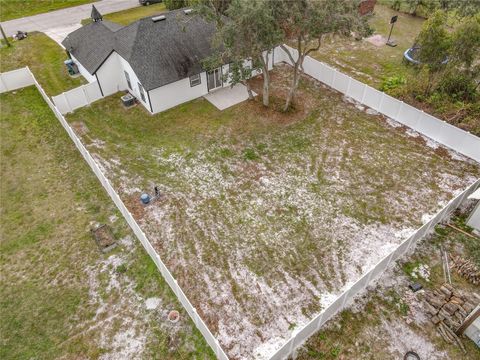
xmin=62 ymin=6 xmax=273 ymax=114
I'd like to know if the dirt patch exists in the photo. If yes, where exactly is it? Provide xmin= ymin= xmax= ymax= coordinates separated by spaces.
xmin=247 ymin=65 xmax=321 ymax=125
xmin=123 ymin=193 xmax=146 ymax=220
xmin=71 ymin=121 xmax=89 ymax=136
xmin=91 ymin=224 xmax=117 ymax=252
xmin=365 ymin=34 xmax=387 ymax=47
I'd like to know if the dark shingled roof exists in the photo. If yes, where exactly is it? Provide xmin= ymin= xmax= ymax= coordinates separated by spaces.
xmin=62 ymin=9 xmax=217 ymax=91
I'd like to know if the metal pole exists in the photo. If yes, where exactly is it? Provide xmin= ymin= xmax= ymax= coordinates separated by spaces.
xmin=387 ymin=22 xmax=394 ymax=43
xmin=0 ymin=25 xmax=11 ymax=47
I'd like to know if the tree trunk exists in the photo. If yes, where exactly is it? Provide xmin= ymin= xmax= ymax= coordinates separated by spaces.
xmin=283 ymin=58 xmax=302 ymax=112
xmin=263 ymin=68 xmax=269 ymax=106
xmin=259 ymin=54 xmax=270 ymax=107
xmin=244 ymin=80 xmax=254 ymax=100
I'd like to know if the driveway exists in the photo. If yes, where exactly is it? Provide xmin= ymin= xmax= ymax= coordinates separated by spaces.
xmin=1 ymin=0 xmax=139 ymax=36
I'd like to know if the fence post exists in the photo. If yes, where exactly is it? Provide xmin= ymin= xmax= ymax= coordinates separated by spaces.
xmin=360 ymin=85 xmax=367 ymax=104
xmin=378 ymin=92 xmax=385 ymax=112
xmin=0 ymin=73 xmax=8 ymax=92
xmin=332 ymin=70 xmax=337 ymax=88
xmin=82 ymin=85 xmax=90 ymax=105
xmin=346 ymin=77 xmax=352 ymax=96
xmin=341 ymin=289 xmax=350 ymax=308
xmin=315 ymin=312 xmax=324 ymax=330
xmin=62 ymin=92 xmax=73 ymax=114
xmin=395 ymin=101 xmax=403 ymax=121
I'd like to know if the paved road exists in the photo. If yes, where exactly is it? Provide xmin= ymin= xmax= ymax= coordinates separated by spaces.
xmin=1 ymin=0 xmax=139 ymax=36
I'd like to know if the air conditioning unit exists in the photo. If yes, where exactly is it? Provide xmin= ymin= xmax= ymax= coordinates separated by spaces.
xmin=121 ymin=93 xmax=135 ymax=108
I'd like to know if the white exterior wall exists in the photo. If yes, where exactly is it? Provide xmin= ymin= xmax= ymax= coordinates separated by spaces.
xmin=96 ymin=52 xmax=127 ymax=97
xmin=149 ymin=72 xmax=208 ymax=113
xmin=71 ymin=54 xmax=96 ymax=83
xmin=117 ymin=55 xmax=152 ymax=113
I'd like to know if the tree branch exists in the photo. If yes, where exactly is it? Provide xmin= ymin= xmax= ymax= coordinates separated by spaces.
xmin=304 ymin=36 xmax=322 ymax=57
xmin=280 ymin=44 xmax=296 ymax=65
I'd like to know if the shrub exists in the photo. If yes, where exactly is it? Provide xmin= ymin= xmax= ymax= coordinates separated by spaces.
xmin=164 ymin=0 xmax=186 ymax=10
xmin=438 ymin=72 xmax=478 ymax=101
xmin=380 ymin=76 xmax=406 ymax=93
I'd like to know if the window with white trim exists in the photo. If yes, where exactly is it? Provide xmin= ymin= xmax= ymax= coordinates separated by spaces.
xmin=124 ymin=71 xmax=132 ymax=90
xmin=138 ymin=82 xmax=146 ymax=102
xmin=189 ymin=73 xmax=201 ymax=87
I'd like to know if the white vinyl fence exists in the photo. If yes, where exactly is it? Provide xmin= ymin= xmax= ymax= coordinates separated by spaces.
xmin=52 ymin=81 xmax=103 ymax=114
xmin=0 ymin=67 xmax=228 ymax=360
xmin=2 ymin=66 xmax=479 ymax=360
xmin=0 ymin=67 xmax=35 ymax=92
xmin=273 ymin=46 xmax=480 ymax=162
xmin=269 ymin=179 xmax=479 ymax=360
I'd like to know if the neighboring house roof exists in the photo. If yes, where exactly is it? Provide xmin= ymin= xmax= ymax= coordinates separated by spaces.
xmin=62 ymin=9 xmax=217 ymax=91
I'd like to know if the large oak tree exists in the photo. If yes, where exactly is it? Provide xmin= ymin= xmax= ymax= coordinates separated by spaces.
xmin=275 ymin=0 xmax=370 ymax=111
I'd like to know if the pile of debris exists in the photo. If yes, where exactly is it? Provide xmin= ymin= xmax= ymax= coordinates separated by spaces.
xmin=450 ymin=254 xmax=480 ymax=285
xmin=424 ymin=283 xmax=479 ymax=352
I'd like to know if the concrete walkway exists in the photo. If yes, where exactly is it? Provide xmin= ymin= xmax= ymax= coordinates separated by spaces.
xmin=204 ymin=84 xmax=256 ymax=111
xmin=1 ymin=0 xmax=139 ymax=36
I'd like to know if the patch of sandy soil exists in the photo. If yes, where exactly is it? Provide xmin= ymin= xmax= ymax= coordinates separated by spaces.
xmin=64 ymin=236 xmax=192 ymax=359
xmin=80 ymin=67 xmax=479 ymax=359
xmin=365 ymin=34 xmax=387 ymax=47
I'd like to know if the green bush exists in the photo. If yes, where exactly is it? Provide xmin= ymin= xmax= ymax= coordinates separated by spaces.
xmin=379 ymin=76 xmax=406 ymax=93
xmin=438 ymin=72 xmax=478 ymax=101
xmin=164 ymin=0 xmax=186 ymax=10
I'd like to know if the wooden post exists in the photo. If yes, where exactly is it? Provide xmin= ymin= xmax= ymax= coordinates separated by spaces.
xmin=0 ymin=25 xmax=11 ymax=47
xmin=456 ymin=305 xmax=480 ymax=336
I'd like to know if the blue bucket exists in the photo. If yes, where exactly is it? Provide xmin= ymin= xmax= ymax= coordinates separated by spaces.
xmin=140 ymin=193 xmax=151 ymax=204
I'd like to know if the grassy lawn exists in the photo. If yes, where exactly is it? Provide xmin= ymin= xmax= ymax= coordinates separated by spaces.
xmin=0 ymin=0 xmax=94 ymax=21
xmin=311 ymin=4 xmax=423 ymax=89
xmin=65 ymin=66 xmax=479 ymax=359
xmin=0 ymin=32 xmax=85 ymax=95
xmin=0 ymin=86 xmax=215 ymax=359
xmin=296 ymin=213 xmax=480 ymax=360
xmin=311 ymin=4 xmax=479 ymax=135
xmin=82 ymin=2 xmax=166 ymax=25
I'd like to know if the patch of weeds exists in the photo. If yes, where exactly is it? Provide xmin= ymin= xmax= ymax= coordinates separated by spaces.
xmin=384 ymin=289 xmax=409 ymax=316
xmin=256 ymin=143 xmax=268 ymax=155
xmin=306 ymin=345 xmax=325 ymax=358
xmin=243 ymin=148 xmax=259 ymax=161
xmin=115 ymin=264 xmax=127 ymax=274
xmin=380 ymin=75 xmax=406 ymax=93
xmin=218 ymin=147 xmax=235 ymax=158
xmin=288 ymin=322 xmax=297 ymax=331
xmin=330 ymin=345 xmax=341 ymax=358
xmin=434 ymin=225 xmax=449 ymax=237
xmin=401 ymin=260 xmax=422 ymax=279
xmin=398 ymin=301 xmax=410 ymax=316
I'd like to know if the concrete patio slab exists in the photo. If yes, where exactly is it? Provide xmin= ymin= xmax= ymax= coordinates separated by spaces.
xmin=204 ymin=84 xmax=256 ymax=110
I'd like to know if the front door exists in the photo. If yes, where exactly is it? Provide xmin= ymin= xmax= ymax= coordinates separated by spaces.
xmin=207 ymin=68 xmax=222 ymax=91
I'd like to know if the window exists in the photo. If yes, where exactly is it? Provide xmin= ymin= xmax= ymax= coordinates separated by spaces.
xmin=138 ymin=82 xmax=146 ymax=102
xmin=190 ymin=73 xmax=201 ymax=87
xmin=124 ymin=71 xmax=132 ymax=90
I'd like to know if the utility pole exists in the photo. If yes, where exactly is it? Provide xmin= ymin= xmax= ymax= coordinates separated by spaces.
xmin=0 ymin=24 xmax=11 ymax=47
